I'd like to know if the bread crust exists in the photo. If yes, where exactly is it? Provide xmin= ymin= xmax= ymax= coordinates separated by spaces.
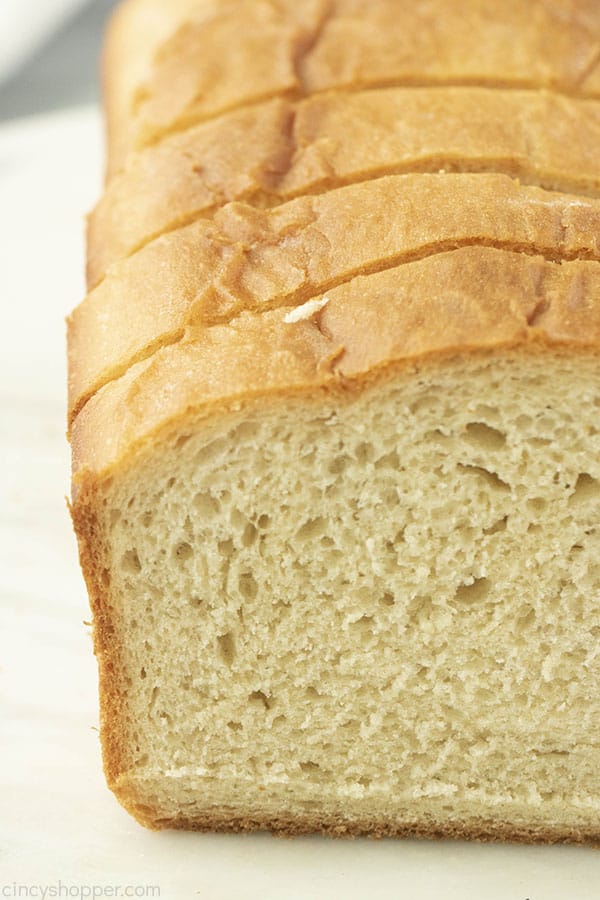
xmin=101 ymin=0 xmax=208 ymax=180
xmin=115 ymin=803 xmax=600 ymax=846
xmin=87 ymin=87 xmax=600 ymax=288
xmin=70 ymin=493 xmax=132 ymax=789
xmin=69 ymin=174 xmax=600 ymax=426
xmin=103 ymin=0 xmax=600 ymax=175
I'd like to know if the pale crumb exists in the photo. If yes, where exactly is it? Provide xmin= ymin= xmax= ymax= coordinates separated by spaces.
xmin=284 ymin=296 xmax=330 ymax=324
xmin=100 ymin=353 xmax=600 ymax=831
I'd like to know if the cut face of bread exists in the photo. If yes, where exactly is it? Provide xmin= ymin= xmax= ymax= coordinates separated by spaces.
xmin=73 ymin=349 xmax=600 ymax=840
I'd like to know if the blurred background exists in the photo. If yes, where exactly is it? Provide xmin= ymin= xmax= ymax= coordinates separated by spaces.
xmin=0 ymin=0 xmax=119 ymax=121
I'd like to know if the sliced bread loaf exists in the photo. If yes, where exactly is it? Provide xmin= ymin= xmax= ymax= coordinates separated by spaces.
xmin=70 ymin=0 xmax=600 ymax=841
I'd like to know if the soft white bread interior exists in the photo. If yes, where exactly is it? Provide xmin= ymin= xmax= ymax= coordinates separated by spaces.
xmin=73 ymin=347 xmax=600 ymax=840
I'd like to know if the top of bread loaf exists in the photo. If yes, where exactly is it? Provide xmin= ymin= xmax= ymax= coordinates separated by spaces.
xmin=69 ymin=0 xmax=600 ymax=471
xmin=103 ymin=0 xmax=600 ymax=176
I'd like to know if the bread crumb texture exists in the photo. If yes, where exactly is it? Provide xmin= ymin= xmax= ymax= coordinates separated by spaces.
xmin=74 ymin=353 xmax=600 ymax=839
xmin=69 ymin=0 xmax=600 ymax=840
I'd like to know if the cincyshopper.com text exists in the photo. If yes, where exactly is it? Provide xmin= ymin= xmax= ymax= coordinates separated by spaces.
xmin=1 ymin=884 xmax=160 ymax=899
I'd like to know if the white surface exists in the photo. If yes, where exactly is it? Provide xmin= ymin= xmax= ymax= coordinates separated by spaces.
xmin=0 ymin=0 xmax=88 ymax=84
xmin=1 ymin=106 xmax=600 ymax=899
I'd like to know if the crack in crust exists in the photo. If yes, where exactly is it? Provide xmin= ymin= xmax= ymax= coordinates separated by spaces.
xmin=291 ymin=0 xmax=334 ymax=90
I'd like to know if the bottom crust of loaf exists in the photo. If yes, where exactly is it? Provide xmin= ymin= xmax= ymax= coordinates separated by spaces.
xmin=119 ymin=795 xmax=600 ymax=847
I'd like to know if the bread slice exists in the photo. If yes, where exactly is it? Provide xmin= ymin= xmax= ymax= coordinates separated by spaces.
xmin=87 ymin=87 xmax=600 ymax=288
xmin=70 ymin=0 xmax=600 ymax=842
xmin=69 ymin=173 xmax=600 ymax=424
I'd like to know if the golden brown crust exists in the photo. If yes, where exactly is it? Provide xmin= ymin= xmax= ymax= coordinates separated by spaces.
xmin=87 ymin=97 xmax=295 ymax=288
xmin=69 ymin=174 xmax=600 ymax=426
xmin=69 ymin=493 xmax=131 ymax=790
xmin=104 ymin=0 xmax=600 ymax=176
xmin=70 ymin=246 xmax=600 ymax=483
xmin=101 ymin=0 xmax=206 ymax=180
xmin=87 ymin=87 xmax=600 ymax=288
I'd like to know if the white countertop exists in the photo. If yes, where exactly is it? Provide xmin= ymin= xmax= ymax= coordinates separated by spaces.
xmin=1 ymin=106 xmax=599 ymax=900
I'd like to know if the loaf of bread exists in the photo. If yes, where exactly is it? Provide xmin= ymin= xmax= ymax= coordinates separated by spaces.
xmin=69 ymin=0 xmax=600 ymax=842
